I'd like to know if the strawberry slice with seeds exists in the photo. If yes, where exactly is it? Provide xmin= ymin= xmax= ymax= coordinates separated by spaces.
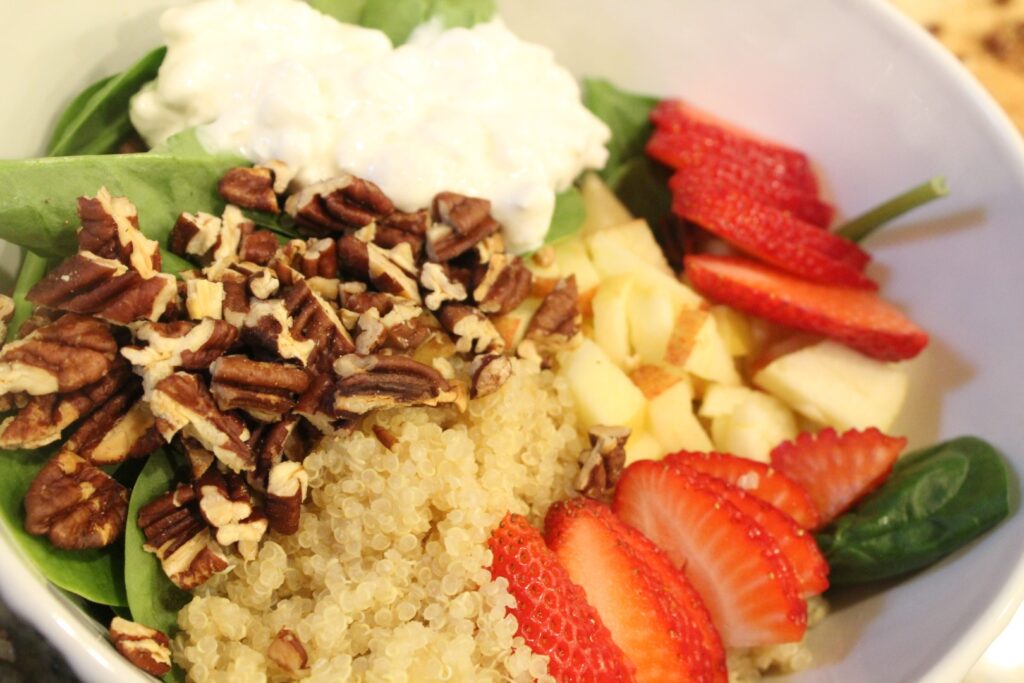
xmin=771 ymin=428 xmax=907 ymax=527
xmin=545 ymin=498 xmax=718 ymax=683
xmin=488 ymin=513 xmax=635 ymax=683
xmin=649 ymin=133 xmax=834 ymax=227
xmin=650 ymin=100 xmax=819 ymax=197
xmin=684 ymin=254 xmax=929 ymax=361
xmin=613 ymin=460 xmax=807 ymax=648
xmin=672 ymin=182 xmax=874 ymax=289
xmin=665 ymin=450 xmax=821 ymax=529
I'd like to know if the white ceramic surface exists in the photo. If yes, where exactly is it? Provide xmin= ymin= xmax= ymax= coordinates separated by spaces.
xmin=0 ymin=1 xmax=1022 ymax=681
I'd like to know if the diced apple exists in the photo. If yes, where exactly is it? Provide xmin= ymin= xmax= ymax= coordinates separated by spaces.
xmin=710 ymin=305 xmax=753 ymax=357
xmin=698 ymin=384 xmax=760 ymax=419
xmin=591 ymin=275 xmax=634 ymax=366
xmin=753 ymin=340 xmax=909 ymax=432
xmin=709 ymin=391 xmax=797 ymax=463
xmin=562 ymin=338 xmax=646 ymax=430
xmin=627 ymin=285 xmax=679 ymax=366
xmin=664 ymin=309 xmax=741 ymax=386
xmin=586 ymin=219 xmax=674 ymax=278
xmin=493 ymin=297 xmax=542 ymax=349
xmin=552 ymin=237 xmax=600 ymax=304
xmin=648 ymin=377 xmax=713 ymax=454
xmin=579 ymin=172 xmax=633 ymax=234
xmin=624 ymin=428 xmax=665 ymax=466
xmin=629 ymin=365 xmax=684 ymax=400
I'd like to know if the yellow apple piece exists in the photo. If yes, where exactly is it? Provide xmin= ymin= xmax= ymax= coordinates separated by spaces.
xmin=591 ymin=275 xmax=634 ymax=366
xmin=586 ymin=219 xmax=674 ymax=278
xmin=648 ymin=376 xmax=713 ymax=454
xmin=579 ymin=172 xmax=633 ymax=234
xmin=753 ymin=340 xmax=909 ymax=432
xmin=664 ymin=308 xmax=741 ymax=386
xmin=698 ymin=383 xmax=760 ymax=419
xmin=710 ymin=391 xmax=798 ymax=463
xmin=562 ymin=338 xmax=646 ymax=430
xmin=552 ymin=237 xmax=600 ymax=306
xmin=629 ymin=365 xmax=684 ymax=400
xmin=624 ymin=428 xmax=665 ymax=466
xmin=627 ymin=284 xmax=679 ymax=366
xmin=710 ymin=305 xmax=753 ymax=357
xmin=493 ymin=297 xmax=542 ymax=349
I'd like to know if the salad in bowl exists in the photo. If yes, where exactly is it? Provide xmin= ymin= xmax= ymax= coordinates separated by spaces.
xmin=0 ymin=0 xmax=1021 ymax=682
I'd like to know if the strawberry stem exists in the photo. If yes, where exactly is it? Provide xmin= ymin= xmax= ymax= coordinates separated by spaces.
xmin=836 ymin=176 xmax=949 ymax=243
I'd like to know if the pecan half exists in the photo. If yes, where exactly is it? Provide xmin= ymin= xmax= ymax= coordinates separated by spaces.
xmin=285 ymin=176 xmax=395 ymax=233
xmin=337 ymin=236 xmax=421 ymax=302
xmin=575 ymin=425 xmax=630 ymax=500
xmin=333 ymin=354 xmax=457 ymax=415
xmin=195 ymin=467 xmax=267 ymax=558
xmin=27 ymin=253 xmax=177 ymax=326
xmin=472 ymin=253 xmax=532 ymax=315
xmin=77 ymin=188 xmax=161 ymax=277
xmin=525 ymin=276 xmax=581 ymax=354
xmin=24 ymin=450 xmax=128 ymax=549
xmin=265 ymin=461 xmax=309 ymax=535
xmin=426 ymin=192 xmax=501 ymax=262
xmin=218 ymin=167 xmax=280 ymax=214
xmin=436 ymin=304 xmax=505 ymax=355
xmin=282 ymin=280 xmax=355 ymax=369
xmin=267 ymin=628 xmax=308 ymax=675
xmin=64 ymin=381 xmax=162 ymax=465
xmin=109 ymin=617 xmax=172 ymax=677
xmin=0 ymin=313 xmax=117 ymax=396
xmin=210 ymin=355 xmax=310 ymax=422
xmin=469 ymin=354 xmax=513 ymax=399
xmin=138 ymin=483 xmax=230 ymax=590
xmin=149 ymin=372 xmax=254 ymax=472
xmin=420 ymin=262 xmax=467 ymax=311
xmin=122 ymin=319 xmax=239 ymax=392
xmin=241 ymin=299 xmax=317 ymax=367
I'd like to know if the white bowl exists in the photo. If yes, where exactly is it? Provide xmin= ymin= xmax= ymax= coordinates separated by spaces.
xmin=1 ymin=1 xmax=1022 ymax=681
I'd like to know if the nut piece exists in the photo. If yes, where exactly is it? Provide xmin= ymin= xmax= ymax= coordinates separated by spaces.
xmin=426 ymin=192 xmax=501 ymax=262
xmin=267 ymin=628 xmax=309 ymax=675
xmin=137 ymin=483 xmax=231 ymax=590
xmin=375 ymin=209 xmax=429 ymax=255
xmin=436 ymin=304 xmax=505 ymax=355
xmin=0 ymin=313 xmax=118 ymax=397
xmin=372 ymin=425 xmax=398 ymax=451
xmin=525 ymin=276 xmax=581 ymax=354
xmin=294 ymin=374 xmax=339 ymax=434
xmin=574 ymin=425 xmax=631 ymax=500
xmin=195 ymin=467 xmax=268 ymax=556
xmin=241 ymin=299 xmax=317 ymax=366
xmin=109 ymin=617 xmax=172 ymax=677
xmin=299 ymin=237 xmax=338 ymax=278
xmin=472 ymin=253 xmax=532 ymax=315
xmin=24 ymin=450 xmax=128 ymax=549
xmin=27 ymin=252 xmax=178 ymax=326
xmin=122 ymin=319 xmax=240 ymax=393
xmin=149 ymin=372 xmax=254 ymax=473
xmin=169 ymin=212 xmax=222 ymax=263
xmin=338 ymin=236 xmax=421 ymax=302
xmin=248 ymin=416 xmax=303 ymax=490
xmin=284 ymin=175 xmax=395 ymax=233
xmin=265 ymin=461 xmax=309 ymax=535
xmin=469 ymin=354 xmax=513 ymax=399
xmin=185 ymin=279 xmax=225 ymax=320
xmin=420 ymin=262 xmax=467 ymax=311
xmin=333 ymin=354 xmax=457 ymax=415
xmin=0 ymin=294 xmax=13 ymax=341
xmin=64 ymin=382 xmax=162 ymax=465
xmin=76 ymin=188 xmax=161 ymax=277
xmin=210 ymin=355 xmax=311 ymax=422
xmin=282 ymin=280 xmax=355 ymax=370
xmin=239 ymin=228 xmax=281 ymax=266
xmin=218 ymin=167 xmax=280 ymax=214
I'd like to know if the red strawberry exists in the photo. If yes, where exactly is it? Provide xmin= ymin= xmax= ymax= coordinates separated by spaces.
xmin=545 ymin=499 xmax=718 ymax=683
xmin=650 ymin=100 xmax=819 ymax=197
xmin=683 ymin=254 xmax=929 ymax=361
xmin=487 ymin=513 xmax=635 ymax=683
xmin=613 ymin=460 xmax=807 ymax=648
xmin=665 ymin=451 xmax=821 ymax=529
xmin=672 ymin=182 xmax=873 ymax=289
xmin=665 ymin=459 xmax=829 ymax=596
xmin=771 ymin=428 xmax=907 ymax=527
xmin=649 ymin=132 xmax=834 ymax=227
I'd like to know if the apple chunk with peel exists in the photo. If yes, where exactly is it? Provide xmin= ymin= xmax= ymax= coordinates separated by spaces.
xmin=579 ymin=172 xmax=633 ymax=234
xmin=493 ymin=298 xmax=542 ymax=349
xmin=648 ymin=375 xmax=713 ymax=454
xmin=710 ymin=391 xmax=798 ymax=463
xmin=753 ymin=340 xmax=909 ymax=431
xmin=562 ymin=338 xmax=646 ymax=431
xmin=664 ymin=307 xmax=741 ymax=386
xmin=629 ymin=365 xmax=684 ymax=400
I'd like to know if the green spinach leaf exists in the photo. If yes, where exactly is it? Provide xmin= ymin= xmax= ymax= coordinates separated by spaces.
xmin=429 ymin=0 xmax=496 ymax=29
xmin=6 ymin=252 xmax=49 ymax=342
xmin=47 ymin=47 xmax=166 ymax=157
xmin=818 ymin=436 xmax=1012 ymax=586
xmin=359 ymin=0 xmax=431 ymax=44
xmin=125 ymin=450 xmax=190 ymax=638
xmin=308 ymin=0 xmax=367 ymax=23
xmin=149 ymin=128 xmax=208 ymax=156
xmin=347 ymin=0 xmax=495 ymax=45
xmin=544 ymin=187 xmax=586 ymax=246
xmin=0 ymin=446 xmax=127 ymax=606
xmin=583 ymin=78 xmax=660 ymax=182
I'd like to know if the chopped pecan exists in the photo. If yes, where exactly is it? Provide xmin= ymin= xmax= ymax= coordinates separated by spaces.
xmin=241 ymin=299 xmax=317 ymax=366
xmin=27 ymin=253 xmax=178 ymax=326
xmin=299 ymin=238 xmax=338 ymax=278
xmin=184 ymin=279 xmax=225 ymax=320
xmin=426 ymin=192 xmax=501 ymax=262
xmin=282 ymin=280 xmax=355 ymax=369
xmin=265 ymin=461 xmax=308 ymax=535
xmin=195 ymin=467 xmax=267 ymax=557
xmin=420 ymin=262 xmax=467 ymax=311
xmin=575 ymin=425 xmax=630 ymax=500
xmin=469 ymin=354 xmax=513 ymax=399
xmin=372 ymin=425 xmax=398 ymax=451
xmin=472 ymin=253 xmax=532 ymax=315
xmin=0 ymin=313 xmax=118 ymax=396
xmin=306 ymin=276 xmax=341 ymax=302
xmin=248 ymin=267 xmax=281 ymax=300
xmin=149 ymin=372 xmax=254 ymax=472
xmin=180 ymin=437 xmax=215 ymax=481
xmin=333 ymin=354 xmax=457 ymax=415
xmin=210 ymin=355 xmax=310 ymax=422
xmin=239 ymin=227 xmax=281 ymax=266
xmin=64 ymin=381 xmax=162 ymax=465
xmin=77 ymin=188 xmax=161 ymax=277
xmin=218 ymin=167 xmax=280 ymax=214
xmin=109 ymin=617 xmax=172 ymax=677
xmin=0 ymin=361 xmax=130 ymax=449
xmin=284 ymin=175 xmax=394 ymax=233
xmin=122 ymin=319 xmax=239 ymax=392
xmin=375 ymin=209 xmax=429 ymax=255
xmin=337 ymin=236 xmax=421 ymax=302
xmin=436 ymin=304 xmax=505 ymax=355
xmin=294 ymin=373 xmax=338 ymax=434
xmin=138 ymin=483 xmax=230 ymax=590
xmin=531 ymin=245 xmax=556 ymax=269
xmin=216 ymin=268 xmax=251 ymax=327
xmin=24 ymin=450 xmax=128 ymax=549
xmin=168 ymin=212 xmax=222 ymax=264
xmin=204 ymin=206 xmax=249 ymax=280
xmin=249 ymin=416 xmax=303 ymax=491
xmin=525 ymin=276 xmax=581 ymax=354
xmin=267 ymin=628 xmax=308 ymax=675
xmin=0 ymin=293 xmax=14 ymax=340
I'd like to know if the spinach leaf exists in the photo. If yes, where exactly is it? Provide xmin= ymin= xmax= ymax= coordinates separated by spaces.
xmin=352 ymin=0 xmax=495 ymax=45
xmin=6 ymin=252 xmax=49 ymax=342
xmin=46 ymin=47 xmax=166 ymax=157
xmin=583 ymin=78 xmax=660 ymax=182
xmin=308 ymin=0 xmax=367 ymax=23
xmin=544 ymin=187 xmax=586 ymax=246
xmin=0 ymin=446 xmax=127 ymax=606
xmin=818 ymin=436 xmax=1012 ymax=586
xmin=125 ymin=450 xmax=190 ymax=638
xmin=149 ymin=128 xmax=208 ymax=156
xmin=608 ymin=156 xmax=673 ymax=230
xmin=0 ymin=153 xmax=244 ymax=268
xmin=429 ymin=0 xmax=497 ymax=29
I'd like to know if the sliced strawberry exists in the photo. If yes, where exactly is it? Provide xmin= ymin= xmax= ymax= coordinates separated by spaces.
xmin=650 ymin=100 xmax=819 ymax=197
xmin=684 ymin=254 xmax=929 ymax=361
xmin=612 ymin=460 xmax=807 ymax=648
xmin=665 ymin=450 xmax=821 ymax=529
xmin=665 ymin=460 xmax=829 ymax=596
xmin=771 ymin=428 xmax=907 ymax=527
xmin=488 ymin=513 xmax=635 ymax=683
xmin=545 ymin=498 xmax=716 ymax=683
xmin=672 ymin=182 xmax=873 ymax=289
xmin=649 ymin=132 xmax=834 ymax=227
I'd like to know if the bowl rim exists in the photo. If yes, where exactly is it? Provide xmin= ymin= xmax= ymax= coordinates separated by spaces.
xmin=1 ymin=1 xmax=1023 ymax=681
